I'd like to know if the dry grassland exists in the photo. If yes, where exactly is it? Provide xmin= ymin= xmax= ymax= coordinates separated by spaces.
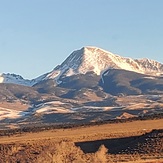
xmin=0 ymin=119 xmax=162 ymax=163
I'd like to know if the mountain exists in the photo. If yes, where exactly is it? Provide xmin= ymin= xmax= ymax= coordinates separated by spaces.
xmin=1 ymin=46 xmax=163 ymax=86
xmin=0 ymin=73 xmax=33 ymax=86
xmin=0 ymin=83 xmax=41 ymax=102
xmin=100 ymin=69 xmax=163 ymax=95
xmin=0 ymin=73 xmax=48 ymax=87
xmin=0 ymin=46 xmax=163 ymax=127
xmin=32 ymin=46 xmax=163 ymax=98
xmin=37 ymin=46 xmax=163 ymax=85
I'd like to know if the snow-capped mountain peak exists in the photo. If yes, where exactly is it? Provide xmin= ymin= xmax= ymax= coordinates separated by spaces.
xmin=135 ymin=58 xmax=163 ymax=75
xmin=42 ymin=46 xmax=163 ymax=83
xmin=0 ymin=73 xmax=33 ymax=86
xmin=46 ymin=46 xmax=139 ymax=79
xmin=1 ymin=46 xmax=163 ymax=86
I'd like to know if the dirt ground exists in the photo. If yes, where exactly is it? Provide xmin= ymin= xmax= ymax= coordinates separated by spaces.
xmin=0 ymin=119 xmax=163 ymax=163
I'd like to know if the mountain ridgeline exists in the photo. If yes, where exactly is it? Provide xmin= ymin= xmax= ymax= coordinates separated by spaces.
xmin=0 ymin=46 xmax=163 ymax=125
xmin=0 ymin=46 xmax=163 ymax=97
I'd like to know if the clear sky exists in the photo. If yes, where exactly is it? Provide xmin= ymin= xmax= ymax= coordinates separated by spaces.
xmin=0 ymin=0 xmax=163 ymax=79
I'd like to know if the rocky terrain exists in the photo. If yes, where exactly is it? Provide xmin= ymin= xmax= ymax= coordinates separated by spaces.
xmin=0 ymin=46 xmax=162 ymax=128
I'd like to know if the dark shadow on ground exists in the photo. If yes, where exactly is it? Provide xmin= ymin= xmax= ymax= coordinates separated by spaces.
xmin=75 ymin=129 xmax=163 ymax=154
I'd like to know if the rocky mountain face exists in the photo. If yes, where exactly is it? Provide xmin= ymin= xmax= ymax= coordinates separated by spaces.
xmin=1 ymin=46 xmax=163 ymax=86
xmin=35 ymin=46 xmax=163 ymax=85
xmin=0 ymin=73 xmax=33 ymax=86
xmin=0 ymin=46 xmax=163 ymax=126
xmin=100 ymin=69 xmax=163 ymax=95
xmin=33 ymin=46 xmax=163 ymax=96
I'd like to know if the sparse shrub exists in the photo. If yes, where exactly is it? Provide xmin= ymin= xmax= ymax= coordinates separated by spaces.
xmin=36 ymin=140 xmax=86 ymax=163
xmin=93 ymin=144 xmax=109 ymax=163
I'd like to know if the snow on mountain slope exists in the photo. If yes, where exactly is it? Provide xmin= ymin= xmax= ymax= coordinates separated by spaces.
xmin=135 ymin=58 xmax=163 ymax=76
xmin=0 ymin=107 xmax=22 ymax=120
xmin=0 ymin=72 xmax=48 ymax=86
xmin=0 ymin=73 xmax=34 ymax=86
xmin=34 ymin=101 xmax=73 ymax=114
xmin=1 ymin=46 xmax=163 ymax=86
xmin=41 ymin=46 xmax=163 ymax=83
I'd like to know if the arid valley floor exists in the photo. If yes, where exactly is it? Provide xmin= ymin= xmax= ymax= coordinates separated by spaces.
xmin=0 ymin=118 xmax=162 ymax=163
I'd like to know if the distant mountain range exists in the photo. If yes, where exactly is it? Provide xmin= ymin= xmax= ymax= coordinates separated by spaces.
xmin=0 ymin=46 xmax=163 ymax=128
xmin=1 ymin=46 xmax=163 ymax=86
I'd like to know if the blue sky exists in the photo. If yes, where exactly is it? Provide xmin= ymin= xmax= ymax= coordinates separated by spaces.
xmin=0 ymin=0 xmax=163 ymax=79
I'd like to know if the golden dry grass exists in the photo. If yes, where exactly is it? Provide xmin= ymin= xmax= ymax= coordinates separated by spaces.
xmin=0 ymin=119 xmax=162 ymax=163
xmin=1 ymin=119 xmax=163 ymax=144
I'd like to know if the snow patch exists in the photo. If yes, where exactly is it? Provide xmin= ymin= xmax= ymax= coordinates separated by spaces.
xmin=0 ymin=107 xmax=22 ymax=120
xmin=34 ymin=101 xmax=73 ymax=114
xmin=1 ymin=46 xmax=163 ymax=86
xmin=40 ymin=46 xmax=163 ymax=84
